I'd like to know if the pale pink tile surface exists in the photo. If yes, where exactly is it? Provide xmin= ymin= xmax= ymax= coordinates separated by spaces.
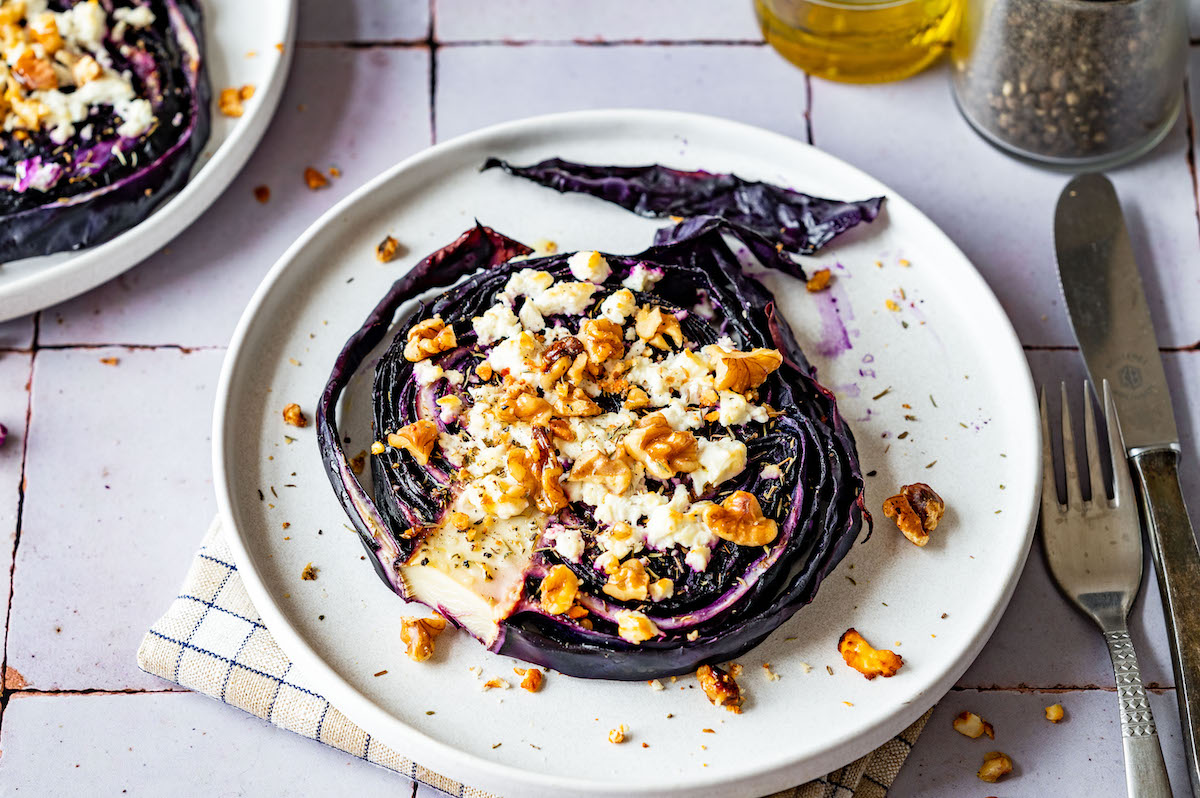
xmin=0 ymin=352 xmax=31 ymax=650
xmin=0 ymin=8 xmax=1198 ymax=797
xmin=807 ymin=67 xmax=1200 ymax=350
xmin=892 ymin=689 xmax=1190 ymax=796
xmin=435 ymin=0 xmax=763 ymax=42
xmin=436 ymin=44 xmax=808 ymax=143
xmin=0 ymin=316 xmax=34 ymax=349
xmin=0 ymin=692 xmax=414 ymax=795
xmin=39 ymin=47 xmax=431 ymax=348
xmin=6 ymin=348 xmax=223 ymax=690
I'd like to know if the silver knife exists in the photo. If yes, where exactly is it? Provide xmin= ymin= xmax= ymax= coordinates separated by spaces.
xmin=1057 ymin=172 xmax=1200 ymax=798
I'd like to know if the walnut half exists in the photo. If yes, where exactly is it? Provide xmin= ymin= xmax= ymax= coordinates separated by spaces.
xmin=882 ymin=482 xmax=945 ymax=547
xmin=403 ymin=318 xmax=457 ymax=362
xmin=707 ymin=346 xmax=783 ymax=394
xmin=696 ymin=664 xmax=743 ymax=713
xmin=602 ymin=558 xmax=650 ymax=602
xmin=977 ymin=751 xmax=1013 ymax=783
xmin=623 ymin=413 xmax=699 ymax=480
xmin=540 ymin=565 xmax=579 ymax=615
xmin=400 ymin=615 xmax=447 ymax=662
xmin=703 ymin=491 xmax=778 ymax=547
xmin=567 ymin=450 xmax=633 ymax=495
xmin=387 ymin=419 xmax=439 ymax=465
xmin=838 ymin=628 xmax=903 ymax=680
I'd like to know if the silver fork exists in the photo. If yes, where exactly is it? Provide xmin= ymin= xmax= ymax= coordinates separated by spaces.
xmin=1041 ymin=380 xmax=1173 ymax=798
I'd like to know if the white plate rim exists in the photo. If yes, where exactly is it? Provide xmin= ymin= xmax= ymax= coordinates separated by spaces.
xmin=0 ymin=0 xmax=299 ymax=322
xmin=213 ymin=109 xmax=1041 ymax=797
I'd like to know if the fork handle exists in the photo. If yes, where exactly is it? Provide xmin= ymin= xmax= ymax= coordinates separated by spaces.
xmin=1132 ymin=449 xmax=1200 ymax=797
xmin=1105 ymin=629 xmax=1173 ymax=797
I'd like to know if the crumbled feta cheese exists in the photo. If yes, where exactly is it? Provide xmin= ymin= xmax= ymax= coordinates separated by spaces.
xmin=622 ymin=264 xmax=663 ymax=292
xmin=413 ymin=360 xmax=444 ymax=385
xmin=599 ymin=288 xmax=636 ymax=325
xmin=436 ymin=395 xmax=463 ymax=423
xmin=715 ymin=391 xmax=768 ymax=426
xmin=517 ymin=299 xmax=545 ymax=333
xmin=113 ymin=6 xmax=156 ymax=28
xmin=761 ymin=464 xmax=783 ymax=480
xmin=552 ymin=527 xmax=584 ymax=563
xmin=486 ymin=332 xmax=540 ymax=380
xmin=443 ymin=369 xmax=464 ymax=386
xmin=686 ymin=546 xmax=712 ymax=571
xmin=503 ymin=269 xmax=554 ymax=300
xmin=567 ymin=250 xmax=612 ymax=283
xmin=472 ymin=303 xmax=522 ymax=345
xmin=643 ymin=486 xmax=715 ymax=552
xmin=690 ymin=438 xmax=748 ymax=493
xmin=658 ymin=399 xmax=703 ymax=431
xmin=531 ymin=281 xmax=597 ymax=316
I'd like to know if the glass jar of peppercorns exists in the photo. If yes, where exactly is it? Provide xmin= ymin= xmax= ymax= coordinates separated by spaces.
xmin=951 ymin=0 xmax=1187 ymax=170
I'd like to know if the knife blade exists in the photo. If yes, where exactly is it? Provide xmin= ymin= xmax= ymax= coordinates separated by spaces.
xmin=1054 ymin=173 xmax=1178 ymax=453
xmin=1056 ymin=172 xmax=1200 ymax=798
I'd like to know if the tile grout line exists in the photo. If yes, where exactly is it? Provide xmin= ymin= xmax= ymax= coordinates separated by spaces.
xmin=951 ymin=684 xmax=1177 ymax=694
xmin=0 ymin=343 xmax=226 ymax=355
xmin=0 ymin=310 xmax=39 ymax=737
xmin=428 ymin=0 xmax=439 ymax=147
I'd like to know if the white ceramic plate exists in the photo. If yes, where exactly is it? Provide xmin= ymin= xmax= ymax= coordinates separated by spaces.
xmin=214 ymin=110 xmax=1040 ymax=798
xmin=0 ymin=0 xmax=297 ymax=322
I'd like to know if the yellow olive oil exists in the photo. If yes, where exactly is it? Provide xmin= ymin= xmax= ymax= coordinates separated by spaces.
xmin=755 ymin=0 xmax=961 ymax=84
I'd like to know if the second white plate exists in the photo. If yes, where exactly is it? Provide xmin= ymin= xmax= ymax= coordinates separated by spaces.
xmin=0 ymin=0 xmax=297 ymax=321
xmin=214 ymin=110 xmax=1040 ymax=798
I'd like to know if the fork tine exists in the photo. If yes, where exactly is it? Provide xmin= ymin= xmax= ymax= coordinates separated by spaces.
xmin=1039 ymin=387 xmax=1061 ymax=513
xmin=1103 ymin=379 xmax=1135 ymax=508
xmin=1082 ymin=381 xmax=1107 ymax=504
xmin=1060 ymin=382 xmax=1083 ymax=507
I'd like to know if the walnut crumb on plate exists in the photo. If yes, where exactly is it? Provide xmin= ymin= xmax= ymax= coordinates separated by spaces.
xmin=977 ymin=751 xmax=1013 ymax=783
xmin=300 ymin=562 xmax=317 ymax=581
xmin=953 ymin=711 xmax=994 ymax=739
xmin=304 ymin=167 xmax=329 ymax=190
xmin=1045 ymin=703 xmax=1065 ymax=722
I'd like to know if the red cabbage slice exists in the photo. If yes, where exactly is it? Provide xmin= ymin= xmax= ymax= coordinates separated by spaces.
xmin=482 ymin=157 xmax=884 ymax=278
xmin=318 ymin=216 xmax=869 ymax=680
xmin=0 ymin=0 xmax=210 ymax=261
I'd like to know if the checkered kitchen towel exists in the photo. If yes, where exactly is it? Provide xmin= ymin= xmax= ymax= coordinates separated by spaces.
xmin=138 ymin=518 xmax=932 ymax=798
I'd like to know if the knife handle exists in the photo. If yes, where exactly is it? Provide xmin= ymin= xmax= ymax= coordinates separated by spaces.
xmin=1131 ymin=448 xmax=1200 ymax=798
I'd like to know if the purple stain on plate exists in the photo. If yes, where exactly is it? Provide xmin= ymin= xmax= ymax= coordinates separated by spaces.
xmin=0 ymin=422 xmax=7 ymax=447
xmin=810 ymin=270 xmax=856 ymax=359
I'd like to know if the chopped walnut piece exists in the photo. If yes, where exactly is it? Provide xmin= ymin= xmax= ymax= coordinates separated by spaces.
xmin=253 ymin=185 xmax=271 ymax=203
xmin=578 ymin=318 xmax=625 ymax=366
xmin=13 ymin=51 xmax=57 ymax=91
xmin=370 ymin=440 xmax=386 ymax=455
xmin=549 ymin=383 xmax=602 ymax=418
xmin=239 ymin=84 xmax=256 ymax=100
xmin=449 ymin=512 xmax=471 ymax=531
xmin=300 ymin=562 xmax=318 ymax=581
xmin=474 ymin=361 xmax=493 ymax=381
xmin=708 ymin=346 xmax=783 ymax=394
xmin=882 ymin=482 xmax=945 ymax=547
xmin=403 ymin=317 xmax=457 ymax=361
xmin=953 ymin=711 xmax=994 ymax=739
xmin=648 ymin=577 xmax=674 ymax=602
xmin=602 ymin=558 xmax=650 ymax=602
xmin=608 ymin=725 xmax=627 ymax=744
xmin=376 ymin=235 xmax=401 ymax=263
xmin=303 ymin=167 xmax=329 ymax=190
xmin=29 ymin=13 xmax=63 ymax=53
xmin=623 ymin=413 xmax=700 ymax=480
xmin=71 ymin=54 xmax=102 ymax=86
xmin=616 ymin=610 xmax=660 ymax=644
xmin=696 ymin=664 xmax=743 ymax=713
xmin=838 ymin=628 xmax=903 ymax=680
xmin=218 ymin=87 xmax=245 ymax=117
xmin=702 ymin=491 xmax=778 ymax=547
xmin=540 ymin=564 xmax=579 ymax=615
xmin=387 ymin=419 xmax=439 ymax=465
xmin=625 ymin=386 xmax=651 ymax=409
xmin=634 ymin=305 xmax=684 ymax=350
xmin=541 ymin=337 xmax=585 ymax=382
xmin=568 ymin=450 xmax=633 ymax=495
xmin=282 ymin=403 xmax=307 ymax=427
xmin=495 ymin=383 xmax=554 ymax=424
xmin=546 ymin=417 xmax=575 ymax=442
xmin=806 ymin=268 xmax=833 ymax=292
xmin=507 ymin=443 xmax=567 ymax=514
xmin=1045 ymin=703 xmax=1065 ymax=723
xmin=977 ymin=751 xmax=1013 ymax=783
xmin=400 ymin=616 xmax=447 ymax=663
xmin=515 ymin=667 xmax=544 ymax=693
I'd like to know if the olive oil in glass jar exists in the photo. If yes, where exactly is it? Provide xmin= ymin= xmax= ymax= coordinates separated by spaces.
xmin=755 ymin=0 xmax=961 ymax=83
